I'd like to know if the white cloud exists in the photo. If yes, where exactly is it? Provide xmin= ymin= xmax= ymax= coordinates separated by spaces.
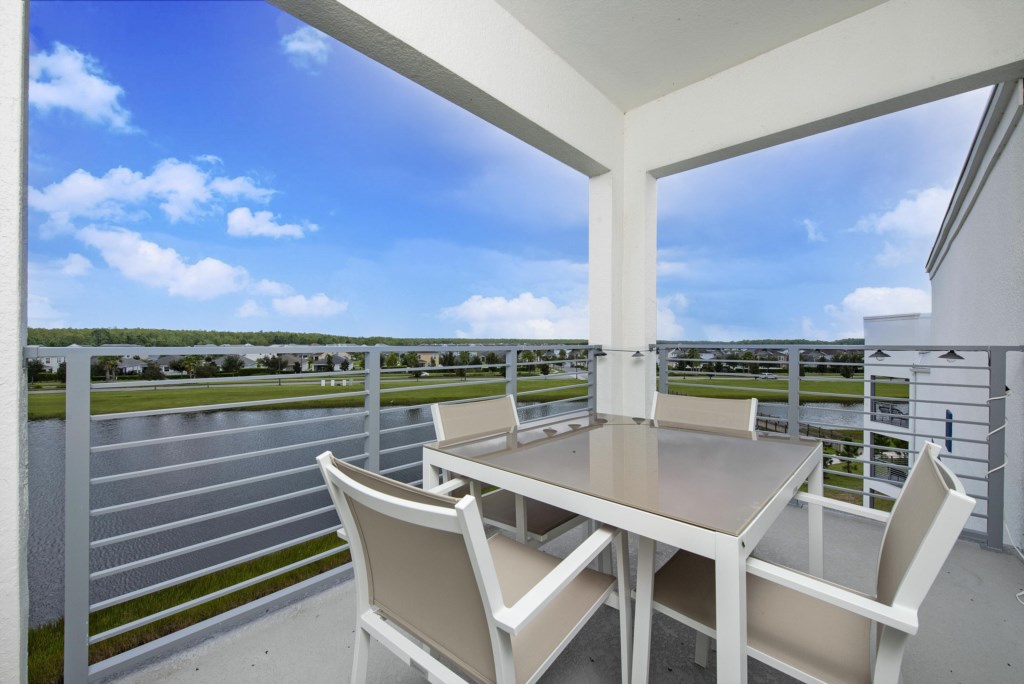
xmin=281 ymin=26 xmax=331 ymax=71
xmin=821 ymin=286 xmax=931 ymax=338
xmin=853 ymin=186 xmax=951 ymax=267
xmin=29 ymin=43 xmax=134 ymax=131
xmin=28 ymin=294 xmax=67 ymax=328
xmin=272 ymin=293 xmax=348 ymax=317
xmin=29 ymin=158 xmax=274 ymax=235
xmin=657 ymin=261 xmax=689 ymax=278
xmin=657 ymin=294 xmax=688 ymax=340
xmin=226 ymin=207 xmax=311 ymax=239
xmin=77 ymin=226 xmax=249 ymax=300
xmin=236 ymin=299 xmax=267 ymax=318
xmin=440 ymin=292 xmax=587 ymax=339
xmin=56 ymin=253 xmax=92 ymax=276
xmin=250 ymin=278 xmax=293 ymax=297
xmin=209 ymin=176 xmax=275 ymax=202
xmin=803 ymin=218 xmax=825 ymax=243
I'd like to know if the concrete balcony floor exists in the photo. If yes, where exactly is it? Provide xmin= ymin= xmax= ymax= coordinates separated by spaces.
xmin=106 ymin=505 xmax=1023 ymax=684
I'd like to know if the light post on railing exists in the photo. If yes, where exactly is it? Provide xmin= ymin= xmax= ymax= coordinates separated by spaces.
xmin=505 ymin=348 xmax=518 ymax=400
xmin=787 ymin=346 xmax=801 ymax=438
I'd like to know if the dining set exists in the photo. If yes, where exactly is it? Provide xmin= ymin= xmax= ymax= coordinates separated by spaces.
xmin=317 ymin=393 xmax=975 ymax=684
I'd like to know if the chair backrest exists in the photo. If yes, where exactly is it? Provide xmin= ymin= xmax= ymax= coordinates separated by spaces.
xmin=875 ymin=442 xmax=975 ymax=609
xmin=651 ymin=392 xmax=758 ymax=432
xmin=432 ymin=395 xmax=520 ymax=442
xmin=317 ymin=453 xmax=503 ymax=683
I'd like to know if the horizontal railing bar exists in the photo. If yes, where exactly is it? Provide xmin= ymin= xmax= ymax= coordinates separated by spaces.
xmin=91 ymin=505 xmax=336 ymax=580
xmin=800 ymin=420 xmax=989 ymax=445
xmin=91 ymin=390 xmax=367 ymax=421
xmin=822 ymin=484 xmax=896 ymax=501
xmin=89 ymin=544 xmax=348 ymax=643
xmin=91 ymin=484 xmax=328 ymax=548
xmin=796 ymin=403 xmax=988 ymax=426
xmin=89 ymin=527 xmax=344 ymax=612
xmin=796 ymin=389 xmax=988 ymax=404
xmin=379 ymin=439 xmax=433 ymax=457
xmin=657 ymin=343 xmax=999 ymax=352
xmin=91 ymin=411 xmax=367 ymax=454
xmin=666 ymin=381 xmax=789 ymax=395
xmin=525 ymin=395 xmax=592 ymax=410
xmin=932 ymin=452 xmax=990 ymax=463
xmin=515 ymin=383 xmax=587 ymax=397
xmin=379 ymin=378 xmax=502 ymax=395
xmin=91 ymin=433 xmax=368 ymax=484
xmin=95 ymin=369 xmax=367 ymax=390
xmin=379 ymin=461 xmax=421 ymax=476
xmin=968 ymin=511 xmax=988 ymax=519
xmin=379 ymin=421 xmax=435 ymax=436
xmin=91 ymin=463 xmax=319 ymax=516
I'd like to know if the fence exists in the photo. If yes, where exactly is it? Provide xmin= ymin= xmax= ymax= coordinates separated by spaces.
xmin=654 ymin=343 xmax=1012 ymax=553
xmin=27 ymin=343 xmax=596 ymax=683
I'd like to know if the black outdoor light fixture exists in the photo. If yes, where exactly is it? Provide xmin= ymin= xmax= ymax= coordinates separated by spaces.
xmin=939 ymin=349 xmax=965 ymax=362
xmin=870 ymin=349 xmax=891 ymax=360
xmin=593 ymin=348 xmax=644 ymax=358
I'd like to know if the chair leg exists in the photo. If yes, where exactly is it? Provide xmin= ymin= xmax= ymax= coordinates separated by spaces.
xmin=351 ymin=623 xmax=370 ymax=683
xmin=694 ymin=632 xmax=711 ymax=669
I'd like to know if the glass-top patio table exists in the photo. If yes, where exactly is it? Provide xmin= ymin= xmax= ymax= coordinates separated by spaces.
xmin=422 ymin=410 xmax=824 ymax=684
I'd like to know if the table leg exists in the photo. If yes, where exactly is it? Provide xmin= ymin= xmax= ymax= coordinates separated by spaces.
xmin=808 ymin=458 xmax=824 ymax=577
xmin=514 ymin=494 xmax=528 ymax=544
xmin=631 ymin=536 xmax=656 ymax=684
xmin=614 ymin=532 xmax=633 ymax=683
xmin=715 ymin=534 xmax=747 ymax=684
xmin=423 ymin=458 xmax=441 ymax=489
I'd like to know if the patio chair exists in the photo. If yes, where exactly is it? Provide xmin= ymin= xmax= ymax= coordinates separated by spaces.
xmin=317 ymin=452 xmax=633 ymax=684
xmin=644 ymin=441 xmax=975 ymax=683
xmin=431 ymin=396 xmax=587 ymax=546
xmin=650 ymin=391 xmax=758 ymax=432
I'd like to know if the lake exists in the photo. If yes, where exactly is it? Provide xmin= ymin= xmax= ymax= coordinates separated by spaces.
xmin=27 ymin=399 xmax=860 ymax=626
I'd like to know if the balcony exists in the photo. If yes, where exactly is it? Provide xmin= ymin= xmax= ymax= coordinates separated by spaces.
xmin=99 ymin=503 xmax=1024 ymax=683
xmin=25 ymin=342 xmax=1022 ymax=682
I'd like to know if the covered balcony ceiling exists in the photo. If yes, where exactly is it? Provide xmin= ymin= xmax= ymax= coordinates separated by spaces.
xmin=495 ymin=0 xmax=886 ymax=110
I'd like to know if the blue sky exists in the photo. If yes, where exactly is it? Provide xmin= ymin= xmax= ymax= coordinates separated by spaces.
xmin=27 ymin=2 xmax=990 ymax=340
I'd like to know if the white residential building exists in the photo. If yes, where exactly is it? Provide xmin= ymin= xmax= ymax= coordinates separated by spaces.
xmin=864 ymin=80 xmax=1023 ymax=544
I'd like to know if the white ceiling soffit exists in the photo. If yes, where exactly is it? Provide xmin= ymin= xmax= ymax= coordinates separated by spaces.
xmin=496 ymin=0 xmax=885 ymax=111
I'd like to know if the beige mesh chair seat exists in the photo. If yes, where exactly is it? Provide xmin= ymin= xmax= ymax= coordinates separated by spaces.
xmin=647 ymin=442 xmax=975 ymax=683
xmin=650 ymin=391 xmax=758 ymax=433
xmin=432 ymin=396 xmax=587 ymax=544
xmin=318 ymin=453 xmax=633 ymax=684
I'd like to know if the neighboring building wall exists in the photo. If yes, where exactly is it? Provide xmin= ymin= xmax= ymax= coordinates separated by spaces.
xmin=928 ymin=81 xmax=1024 ymax=548
xmin=0 ymin=1 xmax=28 ymax=679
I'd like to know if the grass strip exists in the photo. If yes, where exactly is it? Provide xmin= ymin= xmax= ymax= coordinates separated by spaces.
xmin=28 ymin=534 xmax=350 ymax=683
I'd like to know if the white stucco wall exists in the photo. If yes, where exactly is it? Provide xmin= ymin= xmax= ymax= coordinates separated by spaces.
xmin=930 ymin=85 xmax=1024 ymax=547
xmin=0 ymin=0 xmax=28 ymax=680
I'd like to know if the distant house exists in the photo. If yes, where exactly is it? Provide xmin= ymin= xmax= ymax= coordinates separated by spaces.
xmin=117 ymin=356 xmax=146 ymax=375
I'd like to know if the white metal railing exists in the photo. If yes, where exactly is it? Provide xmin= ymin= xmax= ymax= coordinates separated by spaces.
xmin=654 ymin=342 xmax=1016 ymax=553
xmin=25 ymin=342 xmax=597 ymax=682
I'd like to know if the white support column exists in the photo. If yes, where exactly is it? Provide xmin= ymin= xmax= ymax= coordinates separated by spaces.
xmin=589 ymin=168 xmax=658 ymax=418
xmin=0 ymin=1 xmax=28 ymax=681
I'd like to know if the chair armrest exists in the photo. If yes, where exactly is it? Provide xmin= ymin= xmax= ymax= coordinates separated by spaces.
xmin=492 ymin=525 xmax=619 ymax=635
xmin=746 ymin=557 xmax=918 ymax=634
xmin=427 ymin=477 xmax=469 ymax=495
xmin=795 ymin=492 xmax=890 ymax=523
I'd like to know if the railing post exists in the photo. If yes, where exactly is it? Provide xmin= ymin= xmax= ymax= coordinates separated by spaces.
xmin=365 ymin=349 xmax=381 ymax=474
xmin=505 ymin=348 xmax=518 ymax=401
xmin=985 ymin=347 xmax=1008 ymax=550
xmin=64 ymin=352 xmax=91 ymax=683
xmin=587 ymin=348 xmax=598 ymax=413
xmin=658 ymin=346 xmax=668 ymax=394
xmin=787 ymin=346 xmax=801 ymax=437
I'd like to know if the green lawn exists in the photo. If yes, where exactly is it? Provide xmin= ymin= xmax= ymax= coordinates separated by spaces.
xmin=666 ymin=373 xmax=908 ymax=404
xmin=29 ymin=534 xmax=350 ymax=683
xmin=27 ymin=375 xmax=588 ymax=420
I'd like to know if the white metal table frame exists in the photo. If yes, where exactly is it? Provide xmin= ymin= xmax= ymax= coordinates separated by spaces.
xmin=422 ymin=414 xmax=824 ymax=684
